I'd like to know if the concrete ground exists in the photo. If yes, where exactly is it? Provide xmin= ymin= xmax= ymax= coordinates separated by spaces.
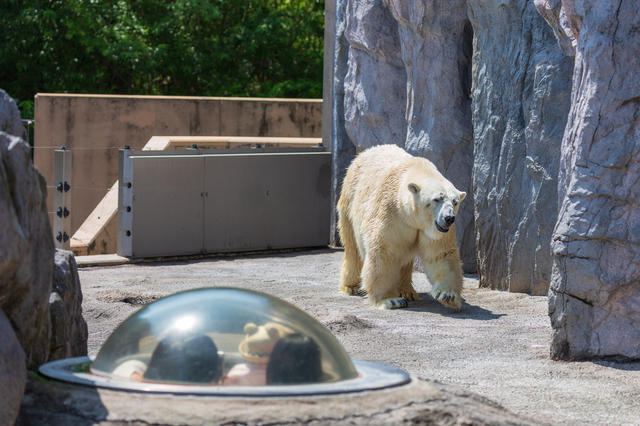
xmin=78 ymin=248 xmax=640 ymax=426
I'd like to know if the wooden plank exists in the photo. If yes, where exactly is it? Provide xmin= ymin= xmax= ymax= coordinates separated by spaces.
xmin=144 ymin=136 xmax=322 ymax=150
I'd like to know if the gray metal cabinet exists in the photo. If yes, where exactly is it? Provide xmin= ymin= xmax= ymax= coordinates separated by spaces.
xmin=118 ymin=148 xmax=331 ymax=258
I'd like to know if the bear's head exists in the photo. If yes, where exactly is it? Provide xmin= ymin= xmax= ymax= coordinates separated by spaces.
xmin=406 ymin=176 xmax=466 ymax=240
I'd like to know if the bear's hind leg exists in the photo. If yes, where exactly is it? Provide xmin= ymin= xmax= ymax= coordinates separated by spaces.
xmin=361 ymin=251 xmax=408 ymax=309
xmin=398 ymin=260 xmax=420 ymax=301
xmin=338 ymin=215 xmax=364 ymax=296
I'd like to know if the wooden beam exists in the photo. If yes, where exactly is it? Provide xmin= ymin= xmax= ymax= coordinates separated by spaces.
xmin=143 ymin=136 xmax=322 ymax=150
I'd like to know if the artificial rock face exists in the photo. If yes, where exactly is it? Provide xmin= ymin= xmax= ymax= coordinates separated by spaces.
xmin=341 ymin=0 xmax=476 ymax=272
xmin=0 ymin=90 xmax=25 ymax=140
xmin=0 ymin=131 xmax=54 ymax=368
xmin=543 ymin=0 xmax=640 ymax=360
xmin=343 ymin=0 xmax=407 ymax=152
xmin=0 ymin=308 xmax=26 ymax=426
xmin=49 ymin=249 xmax=89 ymax=361
xmin=328 ymin=0 xmax=358 ymax=246
xmin=0 ymin=90 xmax=48 ymax=423
xmin=467 ymin=0 xmax=573 ymax=294
xmin=0 ymin=90 xmax=88 ymax=368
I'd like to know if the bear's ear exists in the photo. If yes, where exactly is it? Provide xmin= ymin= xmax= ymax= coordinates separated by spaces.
xmin=459 ymin=191 xmax=467 ymax=202
xmin=408 ymin=183 xmax=420 ymax=194
xmin=244 ymin=323 xmax=258 ymax=336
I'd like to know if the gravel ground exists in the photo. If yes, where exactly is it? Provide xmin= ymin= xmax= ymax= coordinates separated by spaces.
xmin=78 ymin=248 xmax=640 ymax=426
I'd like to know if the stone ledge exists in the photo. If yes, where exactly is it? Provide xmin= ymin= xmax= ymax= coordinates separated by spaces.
xmin=18 ymin=373 xmax=545 ymax=425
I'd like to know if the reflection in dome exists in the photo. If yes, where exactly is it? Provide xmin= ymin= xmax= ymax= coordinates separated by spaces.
xmin=90 ymin=288 xmax=358 ymax=386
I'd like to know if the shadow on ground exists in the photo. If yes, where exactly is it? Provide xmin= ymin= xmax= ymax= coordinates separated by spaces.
xmin=408 ymin=293 xmax=507 ymax=320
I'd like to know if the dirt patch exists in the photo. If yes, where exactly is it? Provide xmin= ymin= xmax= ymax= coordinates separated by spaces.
xmin=93 ymin=290 xmax=162 ymax=306
xmin=322 ymin=314 xmax=374 ymax=334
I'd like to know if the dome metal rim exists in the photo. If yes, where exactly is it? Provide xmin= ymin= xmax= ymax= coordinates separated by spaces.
xmin=39 ymin=357 xmax=412 ymax=397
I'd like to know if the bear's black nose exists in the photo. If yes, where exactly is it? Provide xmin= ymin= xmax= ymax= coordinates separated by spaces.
xmin=444 ymin=215 xmax=455 ymax=226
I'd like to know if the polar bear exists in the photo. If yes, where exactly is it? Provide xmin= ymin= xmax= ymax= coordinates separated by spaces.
xmin=337 ymin=144 xmax=466 ymax=310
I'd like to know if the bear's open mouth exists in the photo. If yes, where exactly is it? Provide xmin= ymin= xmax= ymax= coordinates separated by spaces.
xmin=435 ymin=222 xmax=450 ymax=233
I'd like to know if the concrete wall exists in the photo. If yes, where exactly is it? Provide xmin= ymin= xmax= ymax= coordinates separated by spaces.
xmin=34 ymin=94 xmax=323 ymax=246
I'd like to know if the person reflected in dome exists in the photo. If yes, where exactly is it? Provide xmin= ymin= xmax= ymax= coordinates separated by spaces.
xmin=266 ymin=333 xmax=323 ymax=385
xmin=143 ymin=332 xmax=223 ymax=385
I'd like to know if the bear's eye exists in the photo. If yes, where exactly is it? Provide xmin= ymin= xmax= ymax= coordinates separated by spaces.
xmin=453 ymin=200 xmax=458 ymax=206
xmin=435 ymin=196 xmax=444 ymax=203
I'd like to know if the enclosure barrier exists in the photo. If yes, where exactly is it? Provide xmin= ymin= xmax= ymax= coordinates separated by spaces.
xmin=117 ymin=145 xmax=331 ymax=258
xmin=69 ymin=136 xmax=323 ymax=257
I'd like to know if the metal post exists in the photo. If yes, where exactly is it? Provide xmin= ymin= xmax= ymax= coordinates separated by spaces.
xmin=117 ymin=147 xmax=134 ymax=257
xmin=53 ymin=148 xmax=72 ymax=250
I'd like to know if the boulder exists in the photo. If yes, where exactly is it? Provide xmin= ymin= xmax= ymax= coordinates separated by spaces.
xmin=0 ymin=89 xmax=25 ymax=139
xmin=340 ymin=0 xmax=476 ymax=271
xmin=0 ymin=129 xmax=88 ymax=368
xmin=0 ymin=308 xmax=26 ymax=426
xmin=0 ymin=131 xmax=55 ymax=368
xmin=0 ymin=95 xmax=88 ymax=367
xmin=467 ymin=0 xmax=573 ymax=294
xmin=49 ymin=249 xmax=88 ymax=361
xmin=546 ymin=0 xmax=640 ymax=360
xmin=0 ymin=91 xmax=55 ymax=368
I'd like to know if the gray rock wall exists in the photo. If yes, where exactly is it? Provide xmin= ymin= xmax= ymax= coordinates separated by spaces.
xmin=0 ymin=90 xmax=88 ymax=371
xmin=545 ymin=0 xmax=640 ymax=360
xmin=467 ymin=0 xmax=573 ymax=294
xmin=0 ymin=309 xmax=26 ymax=426
xmin=0 ymin=90 xmax=25 ymax=140
xmin=343 ymin=0 xmax=407 ymax=151
xmin=0 ymin=130 xmax=54 ymax=368
xmin=329 ymin=0 xmax=358 ymax=245
xmin=340 ymin=0 xmax=476 ymax=272
xmin=49 ymin=249 xmax=88 ymax=361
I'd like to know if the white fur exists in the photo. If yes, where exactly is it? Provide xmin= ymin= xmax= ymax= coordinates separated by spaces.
xmin=338 ymin=145 xmax=466 ymax=310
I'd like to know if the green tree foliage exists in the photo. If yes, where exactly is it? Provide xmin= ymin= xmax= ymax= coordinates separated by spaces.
xmin=1 ymin=0 xmax=325 ymax=118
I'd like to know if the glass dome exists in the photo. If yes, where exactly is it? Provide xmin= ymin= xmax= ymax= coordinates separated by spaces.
xmin=90 ymin=288 xmax=358 ymax=386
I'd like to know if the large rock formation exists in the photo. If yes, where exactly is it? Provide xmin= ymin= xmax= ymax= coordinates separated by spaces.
xmin=0 ymin=92 xmax=31 ymax=426
xmin=343 ymin=0 xmax=407 ymax=151
xmin=328 ymin=0 xmax=358 ymax=245
xmin=467 ymin=0 xmax=573 ymax=294
xmin=339 ymin=0 xmax=476 ymax=272
xmin=49 ymin=249 xmax=88 ymax=361
xmin=0 ymin=129 xmax=54 ymax=368
xmin=1 ymin=90 xmax=89 ymax=371
xmin=0 ymin=90 xmax=25 ymax=140
xmin=543 ymin=0 xmax=640 ymax=360
xmin=0 ymin=309 xmax=26 ymax=426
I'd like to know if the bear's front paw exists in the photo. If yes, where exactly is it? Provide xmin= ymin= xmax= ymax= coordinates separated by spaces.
xmin=430 ymin=288 xmax=462 ymax=311
xmin=340 ymin=285 xmax=366 ymax=296
xmin=399 ymin=289 xmax=420 ymax=301
xmin=376 ymin=297 xmax=409 ymax=310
